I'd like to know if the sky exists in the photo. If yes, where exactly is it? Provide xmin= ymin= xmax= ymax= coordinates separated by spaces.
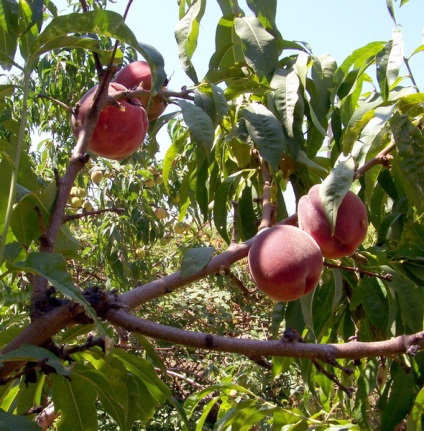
xmin=97 ymin=0 xmax=424 ymax=92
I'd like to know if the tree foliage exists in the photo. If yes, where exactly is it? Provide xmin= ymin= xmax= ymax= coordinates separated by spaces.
xmin=0 ymin=0 xmax=423 ymax=429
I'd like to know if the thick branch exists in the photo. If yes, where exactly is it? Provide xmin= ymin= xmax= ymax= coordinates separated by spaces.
xmin=106 ymin=309 xmax=424 ymax=361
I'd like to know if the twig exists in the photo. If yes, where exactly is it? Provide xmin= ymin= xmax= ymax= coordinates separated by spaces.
xmin=64 ymin=207 xmax=126 ymax=222
xmin=324 ymin=262 xmax=393 ymax=281
xmin=354 ymin=142 xmax=396 ymax=179
xmin=311 ymin=359 xmax=355 ymax=397
xmin=403 ymin=56 xmax=420 ymax=93
xmin=37 ymin=94 xmax=74 ymax=115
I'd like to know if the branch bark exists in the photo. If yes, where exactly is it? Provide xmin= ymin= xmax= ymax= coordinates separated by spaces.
xmin=105 ymin=308 xmax=424 ymax=361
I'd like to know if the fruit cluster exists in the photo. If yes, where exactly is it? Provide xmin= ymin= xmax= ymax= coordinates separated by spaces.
xmin=248 ymin=185 xmax=368 ymax=302
xmin=72 ymin=61 xmax=167 ymax=160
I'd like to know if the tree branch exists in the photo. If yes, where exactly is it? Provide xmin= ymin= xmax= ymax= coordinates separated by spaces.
xmin=353 ymin=142 xmax=395 ymax=179
xmin=105 ymin=308 xmax=424 ymax=361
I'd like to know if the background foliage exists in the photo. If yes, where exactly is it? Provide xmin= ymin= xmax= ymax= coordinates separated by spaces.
xmin=0 ymin=0 xmax=423 ymax=429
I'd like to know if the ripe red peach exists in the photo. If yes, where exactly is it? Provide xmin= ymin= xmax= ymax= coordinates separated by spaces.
xmin=297 ymin=184 xmax=368 ymax=259
xmin=248 ymin=225 xmax=323 ymax=302
xmin=113 ymin=61 xmax=167 ymax=121
xmin=71 ymin=82 xmax=148 ymax=161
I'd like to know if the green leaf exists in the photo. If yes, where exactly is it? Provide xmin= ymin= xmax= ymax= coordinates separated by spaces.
xmin=234 ymin=16 xmax=278 ymax=80
xmin=175 ymin=0 xmax=206 ymax=84
xmin=332 ymin=42 xmax=386 ymax=102
xmin=271 ymin=67 xmax=300 ymax=138
xmin=243 ymin=102 xmax=286 ymax=173
xmin=391 ymin=116 xmax=424 ymax=213
xmin=376 ymin=30 xmax=404 ymax=101
xmin=386 ymin=267 xmax=423 ymax=333
xmin=52 ymin=373 xmax=97 ymax=431
xmin=30 ymin=10 xmax=166 ymax=87
xmin=110 ymin=349 xmax=188 ymax=427
xmin=0 ymin=409 xmax=41 ymax=431
xmin=379 ymin=364 xmax=417 ymax=431
xmin=386 ymin=0 xmax=396 ymax=23
xmin=0 ymin=0 xmax=19 ymax=36
xmin=11 ymin=252 xmax=100 ymax=328
xmin=0 ymin=344 xmax=71 ymax=376
xmin=407 ymin=387 xmax=424 ymax=430
xmin=215 ymin=399 xmax=277 ymax=430
xmin=72 ymin=365 xmax=128 ymax=431
xmin=213 ymin=172 xmax=244 ymax=243
xmin=178 ymin=100 xmax=215 ymax=150
xmin=194 ymin=84 xmax=229 ymax=125
xmin=319 ymin=154 xmax=355 ymax=234
xmin=181 ymin=247 xmax=214 ymax=279
xmin=246 ymin=0 xmax=279 ymax=37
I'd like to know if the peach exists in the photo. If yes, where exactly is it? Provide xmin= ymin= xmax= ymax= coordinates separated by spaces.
xmin=297 ymin=184 xmax=368 ymax=259
xmin=72 ymin=82 xmax=148 ymax=161
xmin=113 ymin=61 xmax=167 ymax=121
xmin=248 ymin=225 xmax=323 ymax=302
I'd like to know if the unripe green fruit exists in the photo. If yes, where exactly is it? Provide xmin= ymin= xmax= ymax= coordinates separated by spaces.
xmin=82 ymin=201 xmax=93 ymax=212
xmin=135 ymin=247 xmax=146 ymax=258
xmin=155 ymin=175 xmax=163 ymax=185
xmin=154 ymin=207 xmax=167 ymax=220
xmin=297 ymin=184 xmax=368 ymax=259
xmin=144 ymin=179 xmax=154 ymax=188
xmin=91 ymin=170 xmax=103 ymax=184
xmin=71 ymin=197 xmax=83 ymax=208
xmin=174 ymin=223 xmax=185 ymax=235
xmin=248 ymin=225 xmax=323 ymax=302
xmin=160 ymin=237 xmax=170 ymax=245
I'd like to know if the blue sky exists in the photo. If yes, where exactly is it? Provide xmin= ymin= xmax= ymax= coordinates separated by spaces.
xmin=103 ymin=0 xmax=424 ymax=92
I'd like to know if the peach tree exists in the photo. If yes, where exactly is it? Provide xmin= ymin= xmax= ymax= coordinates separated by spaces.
xmin=0 ymin=0 xmax=423 ymax=429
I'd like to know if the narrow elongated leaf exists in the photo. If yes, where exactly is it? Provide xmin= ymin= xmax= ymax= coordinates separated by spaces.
xmin=0 ymin=24 xmax=17 ymax=68
xmin=386 ymin=0 xmax=396 ymax=23
xmin=11 ymin=252 xmax=100 ymax=326
xmin=215 ymin=400 xmax=277 ymax=430
xmin=209 ymin=16 xmax=245 ymax=72
xmin=181 ymin=247 xmax=214 ymax=279
xmin=234 ymin=16 xmax=278 ymax=79
xmin=73 ymin=366 xmax=128 ymax=430
xmin=319 ymin=154 xmax=355 ymax=233
xmin=0 ymin=0 xmax=19 ymax=36
xmin=216 ymin=0 xmax=244 ymax=16
xmin=0 ymin=409 xmax=41 ymax=431
xmin=407 ymin=387 xmax=424 ymax=430
xmin=380 ymin=365 xmax=417 ymax=431
xmin=175 ymin=0 xmax=205 ymax=83
xmin=332 ymin=42 xmax=386 ymax=102
xmin=30 ymin=10 xmax=166 ymax=87
xmin=213 ymin=173 xmax=243 ymax=243
xmin=376 ymin=30 xmax=403 ymax=101
xmin=52 ymin=373 xmax=97 ymax=431
xmin=0 ymin=344 xmax=71 ymax=376
xmin=391 ymin=116 xmax=424 ymax=212
xmin=243 ymin=102 xmax=286 ymax=173
xmin=271 ymin=67 xmax=300 ymax=138
xmin=178 ymin=100 xmax=215 ymax=149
